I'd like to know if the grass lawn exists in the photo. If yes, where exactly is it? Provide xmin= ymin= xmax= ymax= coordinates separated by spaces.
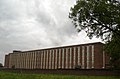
xmin=0 ymin=71 xmax=120 ymax=79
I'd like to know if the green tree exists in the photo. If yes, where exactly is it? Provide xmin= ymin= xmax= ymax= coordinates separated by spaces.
xmin=0 ymin=63 xmax=3 ymax=67
xmin=69 ymin=0 xmax=120 ymax=68
xmin=105 ymin=33 xmax=120 ymax=69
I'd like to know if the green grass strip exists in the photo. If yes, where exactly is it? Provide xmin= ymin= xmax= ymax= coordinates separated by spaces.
xmin=0 ymin=71 xmax=120 ymax=79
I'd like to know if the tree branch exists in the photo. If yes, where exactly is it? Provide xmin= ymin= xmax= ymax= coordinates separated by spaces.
xmin=91 ymin=16 xmax=120 ymax=37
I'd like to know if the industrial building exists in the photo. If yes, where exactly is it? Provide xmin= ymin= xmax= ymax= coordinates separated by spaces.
xmin=4 ymin=42 xmax=110 ymax=69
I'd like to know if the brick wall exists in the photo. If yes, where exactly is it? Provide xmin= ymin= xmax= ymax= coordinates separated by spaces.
xmin=4 ymin=42 xmax=110 ymax=69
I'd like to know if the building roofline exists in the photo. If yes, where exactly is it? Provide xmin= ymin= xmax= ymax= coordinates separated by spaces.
xmin=17 ymin=42 xmax=103 ymax=53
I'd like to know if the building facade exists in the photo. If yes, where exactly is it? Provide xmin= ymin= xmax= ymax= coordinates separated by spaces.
xmin=4 ymin=42 xmax=110 ymax=69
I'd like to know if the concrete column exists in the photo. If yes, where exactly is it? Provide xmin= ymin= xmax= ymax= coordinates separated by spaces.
xmin=74 ymin=47 xmax=76 ymax=68
xmin=39 ymin=51 xmax=41 ymax=69
xmin=52 ymin=50 xmax=54 ymax=69
xmin=66 ymin=48 xmax=68 ymax=69
xmin=49 ymin=50 xmax=51 ymax=69
xmin=87 ymin=46 xmax=90 ymax=69
xmin=92 ymin=45 xmax=94 ymax=68
xmin=62 ymin=48 xmax=64 ymax=69
xmin=58 ymin=49 xmax=61 ymax=69
xmin=43 ymin=51 xmax=45 ymax=69
xmin=55 ymin=49 xmax=58 ymax=69
xmin=82 ymin=46 xmax=85 ymax=69
xmin=77 ymin=46 xmax=80 ymax=66
xmin=41 ymin=51 xmax=43 ymax=69
xmin=46 ymin=50 xmax=48 ymax=69
xmin=69 ymin=48 xmax=72 ymax=69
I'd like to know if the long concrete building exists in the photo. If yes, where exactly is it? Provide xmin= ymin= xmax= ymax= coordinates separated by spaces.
xmin=4 ymin=42 xmax=110 ymax=69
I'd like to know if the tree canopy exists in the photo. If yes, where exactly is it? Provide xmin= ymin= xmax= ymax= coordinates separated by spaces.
xmin=69 ymin=0 xmax=120 ymax=68
xmin=0 ymin=63 xmax=3 ymax=67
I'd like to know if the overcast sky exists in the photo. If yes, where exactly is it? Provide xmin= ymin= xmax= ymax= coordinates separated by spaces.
xmin=0 ymin=0 xmax=101 ymax=64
